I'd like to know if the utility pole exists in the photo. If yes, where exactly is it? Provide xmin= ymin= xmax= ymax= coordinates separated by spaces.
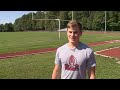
xmin=32 ymin=12 xmax=33 ymax=20
xmin=44 ymin=11 xmax=46 ymax=31
xmin=105 ymin=11 xmax=106 ymax=33
xmin=72 ymin=11 xmax=73 ymax=20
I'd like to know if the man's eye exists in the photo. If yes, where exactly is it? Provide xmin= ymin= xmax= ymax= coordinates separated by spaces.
xmin=74 ymin=32 xmax=77 ymax=34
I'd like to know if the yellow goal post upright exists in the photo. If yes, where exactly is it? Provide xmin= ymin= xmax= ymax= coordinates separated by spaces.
xmin=31 ymin=11 xmax=74 ymax=40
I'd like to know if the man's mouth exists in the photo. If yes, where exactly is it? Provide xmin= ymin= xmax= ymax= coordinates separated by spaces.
xmin=71 ymin=38 xmax=75 ymax=40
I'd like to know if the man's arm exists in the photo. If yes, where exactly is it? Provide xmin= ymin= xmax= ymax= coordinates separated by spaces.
xmin=52 ymin=64 xmax=61 ymax=79
xmin=88 ymin=66 xmax=96 ymax=79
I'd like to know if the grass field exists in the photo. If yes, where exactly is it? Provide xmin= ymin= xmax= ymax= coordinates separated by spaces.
xmin=0 ymin=32 xmax=65 ymax=53
xmin=0 ymin=31 xmax=120 ymax=79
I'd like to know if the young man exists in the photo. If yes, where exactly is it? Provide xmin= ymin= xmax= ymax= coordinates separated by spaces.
xmin=52 ymin=20 xmax=96 ymax=79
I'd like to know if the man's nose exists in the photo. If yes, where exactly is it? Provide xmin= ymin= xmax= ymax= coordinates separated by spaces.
xmin=71 ymin=32 xmax=74 ymax=36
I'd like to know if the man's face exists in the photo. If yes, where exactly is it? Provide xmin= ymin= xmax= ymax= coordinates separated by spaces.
xmin=67 ymin=27 xmax=82 ymax=44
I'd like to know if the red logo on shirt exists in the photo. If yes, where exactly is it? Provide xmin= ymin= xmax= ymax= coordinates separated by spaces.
xmin=65 ymin=55 xmax=79 ymax=71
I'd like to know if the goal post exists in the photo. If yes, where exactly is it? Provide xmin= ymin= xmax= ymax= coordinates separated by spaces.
xmin=31 ymin=11 xmax=74 ymax=40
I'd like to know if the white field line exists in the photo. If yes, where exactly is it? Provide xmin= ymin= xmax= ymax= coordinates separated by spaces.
xmin=90 ymin=40 xmax=120 ymax=47
xmin=105 ymin=40 xmax=120 ymax=44
xmin=94 ymin=46 xmax=120 ymax=64
xmin=95 ymin=46 xmax=120 ymax=53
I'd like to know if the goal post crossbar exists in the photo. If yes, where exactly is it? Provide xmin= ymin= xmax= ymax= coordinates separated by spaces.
xmin=32 ymin=18 xmax=71 ymax=21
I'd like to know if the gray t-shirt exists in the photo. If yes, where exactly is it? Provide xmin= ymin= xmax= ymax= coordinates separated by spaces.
xmin=55 ymin=42 xmax=96 ymax=79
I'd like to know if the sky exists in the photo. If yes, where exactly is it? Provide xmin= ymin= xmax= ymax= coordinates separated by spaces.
xmin=0 ymin=11 xmax=36 ymax=24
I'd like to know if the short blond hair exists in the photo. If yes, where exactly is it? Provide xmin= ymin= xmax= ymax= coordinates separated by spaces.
xmin=67 ymin=20 xmax=82 ymax=31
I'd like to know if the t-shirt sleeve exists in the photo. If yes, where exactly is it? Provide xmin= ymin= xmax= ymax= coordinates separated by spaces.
xmin=86 ymin=49 xmax=96 ymax=69
xmin=54 ymin=49 xmax=61 ymax=65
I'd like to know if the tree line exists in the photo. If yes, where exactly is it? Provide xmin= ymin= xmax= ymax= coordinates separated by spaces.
xmin=0 ymin=11 xmax=120 ymax=32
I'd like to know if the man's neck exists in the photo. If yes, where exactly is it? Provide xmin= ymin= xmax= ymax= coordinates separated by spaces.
xmin=68 ymin=42 xmax=79 ymax=49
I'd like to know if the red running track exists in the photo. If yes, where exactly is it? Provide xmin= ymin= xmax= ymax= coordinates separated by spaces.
xmin=95 ymin=47 xmax=120 ymax=59
xmin=0 ymin=48 xmax=56 ymax=59
xmin=0 ymin=40 xmax=120 ymax=59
